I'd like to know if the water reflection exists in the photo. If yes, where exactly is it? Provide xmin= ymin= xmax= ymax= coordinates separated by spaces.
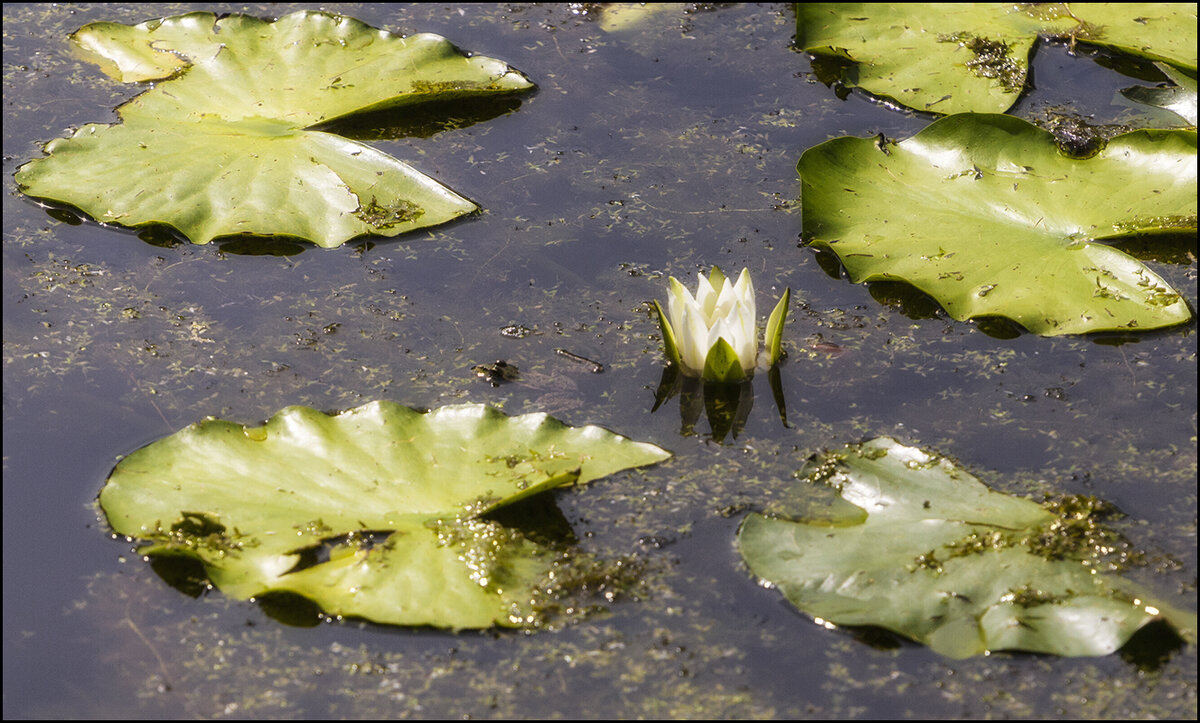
xmin=651 ymin=364 xmax=788 ymax=442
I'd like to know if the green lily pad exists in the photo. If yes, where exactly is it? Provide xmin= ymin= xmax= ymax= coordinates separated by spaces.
xmin=99 ymin=402 xmax=671 ymax=629
xmin=798 ymin=113 xmax=1196 ymax=335
xmin=737 ymin=437 xmax=1197 ymax=659
xmin=1121 ymin=62 xmax=1199 ymax=126
xmin=15 ymin=11 xmax=535 ymax=247
xmin=797 ymin=3 xmax=1198 ymax=115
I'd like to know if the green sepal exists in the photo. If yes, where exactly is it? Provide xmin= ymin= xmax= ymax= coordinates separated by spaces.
xmin=702 ymin=337 xmax=747 ymax=384
xmin=652 ymin=299 xmax=683 ymax=368
xmin=764 ymin=288 xmax=791 ymax=366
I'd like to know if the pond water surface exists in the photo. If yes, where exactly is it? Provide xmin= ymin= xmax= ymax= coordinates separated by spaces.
xmin=3 ymin=2 xmax=1196 ymax=718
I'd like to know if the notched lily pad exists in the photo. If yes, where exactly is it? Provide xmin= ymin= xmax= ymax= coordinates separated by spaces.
xmin=99 ymin=402 xmax=671 ymax=629
xmin=737 ymin=437 xmax=1197 ymax=658
xmin=1120 ymin=62 xmax=1199 ymax=126
xmin=15 ymin=11 xmax=536 ymax=248
xmin=799 ymin=113 xmax=1196 ymax=336
xmin=797 ymin=4 xmax=1198 ymax=115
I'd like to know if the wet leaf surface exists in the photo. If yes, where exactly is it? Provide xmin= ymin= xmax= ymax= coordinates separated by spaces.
xmin=15 ymin=11 xmax=535 ymax=247
xmin=738 ymin=437 xmax=1197 ymax=658
xmin=799 ymin=114 xmax=1196 ymax=335
xmin=797 ymin=3 xmax=1197 ymax=114
xmin=100 ymin=401 xmax=670 ymax=628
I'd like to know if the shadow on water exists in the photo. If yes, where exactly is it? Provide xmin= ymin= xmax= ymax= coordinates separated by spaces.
xmin=310 ymin=94 xmax=529 ymax=140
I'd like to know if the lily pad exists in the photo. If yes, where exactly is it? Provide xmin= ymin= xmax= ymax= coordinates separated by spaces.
xmin=798 ymin=113 xmax=1196 ymax=335
xmin=1121 ymin=62 xmax=1199 ymax=126
xmin=99 ymin=402 xmax=671 ymax=629
xmin=15 ymin=11 xmax=535 ymax=247
xmin=737 ymin=437 xmax=1197 ymax=658
xmin=797 ymin=3 xmax=1198 ymax=115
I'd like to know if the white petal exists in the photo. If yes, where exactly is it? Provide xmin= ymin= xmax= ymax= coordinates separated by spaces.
xmin=711 ymin=276 xmax=743 ymax=321
xmin=678 ymin=298 xmax=711 ymax=372
xmin=667 ymin=276 xmax=697 ymax=346
xmin=696 ymin=272 xmax=721 ymax=320
xmin=733 ymin=268 xmax=756 ymax=322
xmin=733 ymin=270 xmax=758 ymax=368
xmin=736 ymin=316 xmax=758 ymax=369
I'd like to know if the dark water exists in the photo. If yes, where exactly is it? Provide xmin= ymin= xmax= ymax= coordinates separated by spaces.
xmin=3 ymin=3 xmax=1195 ymax=718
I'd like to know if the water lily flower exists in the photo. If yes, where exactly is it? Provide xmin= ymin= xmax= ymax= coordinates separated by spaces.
xmin=653 ymin=266 xmax=790 ymax=383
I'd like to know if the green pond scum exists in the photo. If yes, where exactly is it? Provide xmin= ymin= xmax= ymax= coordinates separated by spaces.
xmin=353 ymin=197 xmax=427 ymax=230
xmin=4 ymin=2 xmax=1196 ymax=719
xmin=936 ymin=32 xmax=1026 ymax=94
